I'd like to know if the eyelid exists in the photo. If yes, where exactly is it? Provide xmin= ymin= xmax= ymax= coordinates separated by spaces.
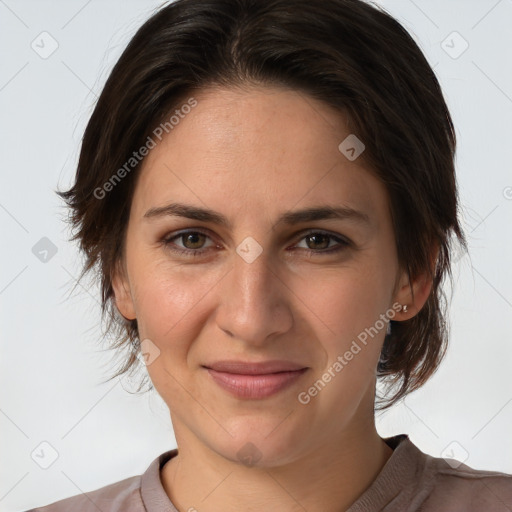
xmin=162 ymin=228 xmax=217 ymax=249
xmin=292 ymin=228 xmax=351 ymax=246
xmin=161 ymin=227 xmax=351 ymax=256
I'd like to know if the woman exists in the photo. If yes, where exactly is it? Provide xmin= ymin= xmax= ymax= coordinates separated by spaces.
xmin=27 ymin=0 xmax=512 ymax=510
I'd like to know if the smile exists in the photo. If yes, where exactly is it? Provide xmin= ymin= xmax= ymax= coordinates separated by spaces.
xmin=203 ymin=361 xmax=309 ymax=399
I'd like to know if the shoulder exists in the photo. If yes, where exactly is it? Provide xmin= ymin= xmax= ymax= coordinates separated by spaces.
xmin=23 ymin=474 xmax=143 ymax=512
xmin=22 ymin=449 xmax=178 ymax=512
xmin=414 ymin=443 xmax=512 ymax=511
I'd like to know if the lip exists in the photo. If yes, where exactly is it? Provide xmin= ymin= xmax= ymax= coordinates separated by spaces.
xmin=204 ymin=360 xmax=308 ymax=374
xmin=203 ymin=360 xmax=309 ymax=399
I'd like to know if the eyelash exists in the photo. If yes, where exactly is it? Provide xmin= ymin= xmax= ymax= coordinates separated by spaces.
xmin=161 ymin=229 xmax=351 ymax=257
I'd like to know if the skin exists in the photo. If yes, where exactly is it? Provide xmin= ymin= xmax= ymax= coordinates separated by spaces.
xmin=112 ymin=85 xmax=434 ymax=511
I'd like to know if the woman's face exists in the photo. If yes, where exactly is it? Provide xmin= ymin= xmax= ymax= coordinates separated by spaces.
xmin=113 ymin=85 xmax=417 ymax=466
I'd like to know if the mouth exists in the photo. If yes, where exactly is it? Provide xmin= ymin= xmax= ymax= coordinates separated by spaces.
xmin=202 ymin=360 xmax=309 ymax=399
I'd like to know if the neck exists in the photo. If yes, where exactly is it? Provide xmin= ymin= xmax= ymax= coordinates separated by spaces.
xmin=161 ymin=423 xmax=393 ymax=512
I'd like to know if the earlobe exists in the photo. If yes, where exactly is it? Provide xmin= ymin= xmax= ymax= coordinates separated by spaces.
xmin=406 ymin=272 xmax=433 ymax=317
xmin=393 ymin=244 xmax=438 ymax=319
xmin=111 ymin=261 xmax=136 ymax=321
xmin=393 ymin=273 xmax=431 ymax=319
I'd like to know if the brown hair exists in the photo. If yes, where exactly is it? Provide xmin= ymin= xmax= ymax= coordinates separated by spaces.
xmin=57 ymin=0 xmax=467 ymax=411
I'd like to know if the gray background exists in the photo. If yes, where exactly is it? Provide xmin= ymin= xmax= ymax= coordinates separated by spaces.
xmin=1 ymin=0 xmax=511 ymax=510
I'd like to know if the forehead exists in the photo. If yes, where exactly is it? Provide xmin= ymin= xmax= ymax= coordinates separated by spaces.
xmin=130 ymin=85 xmax=388 ymax=226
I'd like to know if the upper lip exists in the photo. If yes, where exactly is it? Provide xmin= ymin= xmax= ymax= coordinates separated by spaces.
xmin=203 ymin=360 xmax=308 ymax=375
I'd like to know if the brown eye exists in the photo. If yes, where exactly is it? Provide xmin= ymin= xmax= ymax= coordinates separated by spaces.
xmin=294 ymin=231 xmax=350 ymax=255
xmin=162 ymin=230 xmax=215 ymax=257
xmin=305 ymin=233 xmax=330 ymax=250
xmin=180 ymin=232 xmax=207 ymax=250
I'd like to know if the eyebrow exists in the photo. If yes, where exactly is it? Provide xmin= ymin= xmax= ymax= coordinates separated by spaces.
xmin=143 ymin=202 xmax=372 ymax=229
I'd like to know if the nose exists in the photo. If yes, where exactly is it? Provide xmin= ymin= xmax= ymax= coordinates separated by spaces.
xmin=215 ymin=243 xmax=294 ymax=346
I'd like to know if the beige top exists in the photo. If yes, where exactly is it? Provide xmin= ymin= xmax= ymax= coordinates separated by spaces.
xmin=25 ymin=434 xmax=512 ymax=511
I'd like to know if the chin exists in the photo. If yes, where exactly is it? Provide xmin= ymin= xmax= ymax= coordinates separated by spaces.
xmin=208 ymin=418 xmax=310 ymax=469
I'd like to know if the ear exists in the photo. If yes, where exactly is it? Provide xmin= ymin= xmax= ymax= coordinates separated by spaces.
xmin=111 ymin=259 xmax=136 ymax=321
xmin=393 ymin=243 xmax=439 ymax=320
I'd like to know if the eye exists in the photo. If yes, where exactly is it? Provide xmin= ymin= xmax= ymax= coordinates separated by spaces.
xmin=292 ymin=230 xmax=351 ymax=255
xmin=161 ymin=229 xmax=350 ymax=258
xmin=162 ymin=230 xmax=216 ymax=257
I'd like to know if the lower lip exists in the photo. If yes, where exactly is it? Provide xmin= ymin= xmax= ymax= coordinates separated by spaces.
xmin=205 ymin=368 xmax=308 ymax=399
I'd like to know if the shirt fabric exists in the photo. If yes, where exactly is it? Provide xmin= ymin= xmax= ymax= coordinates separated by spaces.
xmin=25 ymin=434 xmax=512 ymax=511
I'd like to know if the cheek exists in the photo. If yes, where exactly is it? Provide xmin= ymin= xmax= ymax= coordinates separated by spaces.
xmin=297 ymin=270 xmax=390 ymax=413
xmin=128 ymin=261 xmax=221 ymax=398
xmin=308 ymin=263 xmax=391 ymax=340
xmin=128 ymin=256 xmax=225 ymax=348
xmin=301 ymin=267 xmax=394 ymax=408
